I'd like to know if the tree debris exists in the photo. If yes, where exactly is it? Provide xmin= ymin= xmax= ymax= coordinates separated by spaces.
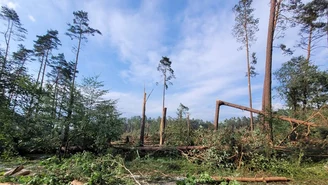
xmin=211 ymin=176 xmax=292 ymax=182
xmin=4 ymin=166 xmax=30 ymax=177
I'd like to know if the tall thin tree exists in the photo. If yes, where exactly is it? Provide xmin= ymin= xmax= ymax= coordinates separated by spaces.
xmin=262 ymin=0 xmax=277 ymax=144
xmin=157 ymin=56 xmax=175 ymax=145
xmin=0 ymin=6 xmax=27 ymax=93
xmin=63 ymin=10 xmax=101 ymax=150
xmin=232 ymin=0 xmax=259 ymax=132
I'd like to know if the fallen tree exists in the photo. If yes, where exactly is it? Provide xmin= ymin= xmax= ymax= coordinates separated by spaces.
xmin=213 ymin=100 xmax=317 ymax=130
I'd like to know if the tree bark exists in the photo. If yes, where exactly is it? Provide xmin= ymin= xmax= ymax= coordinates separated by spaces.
xmin=262 ymin=0 xmax=276 ymax=144
xmin=140 ymin=91 xmax=146 ymax=146
xmin=187 ymin=113 xmax=190 ymax=137
xmin=306 ymin=25 xmax=313 ymax=62
xmin=160 ymin=72 xmax=166 ymax=145
xmin=40 ymin=50 xmax=49 ymax=89
xmin=214 ymin=101 xmax=220 ymax=130
xmin=245 ymin=24 xmax=254 ymax=132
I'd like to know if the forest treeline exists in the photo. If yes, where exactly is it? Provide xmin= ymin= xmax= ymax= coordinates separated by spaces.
xmin=0 ymin=0 xmax=328 ymax=158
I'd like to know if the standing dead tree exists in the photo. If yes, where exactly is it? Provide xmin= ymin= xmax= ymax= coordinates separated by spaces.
xmin=139 ymin=86 xmax=154 ymax=146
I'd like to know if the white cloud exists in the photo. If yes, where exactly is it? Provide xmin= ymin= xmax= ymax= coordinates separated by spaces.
xmin=28 ymin=14 xmax=35 ymax=22
xmin=84 ymin=0 xmax=290 ymax=121
xmin=0 ymin=0 xmax=18 ymax=9
xmin=4 ymin=0 xmax=326 ymax=122
xmin=83 ymin=0 xmax=167 ymax=85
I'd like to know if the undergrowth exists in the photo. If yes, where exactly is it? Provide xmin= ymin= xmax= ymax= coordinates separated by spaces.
xmin=0 ymin=152 xmax=134 ymax=185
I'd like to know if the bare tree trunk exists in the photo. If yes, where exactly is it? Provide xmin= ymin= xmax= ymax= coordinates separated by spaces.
xmin=262 ymin=0 xmax=276 ymax=144
xmin=214 ymin=101 xmax=220 ymax=130
xmin=245 ymin=27 xmax=254 ymax=132
xmin=140 ymin=91 xmax=146 ymax=146
xmin=36 ymin=54 xmax=45 ymax=85
xmin=62 ymin=33 xmax=82 ymax=153
xmin=40 ymin=50 xmax=49 ymax=89
xmin=0 ymin=21 xmax=13 ymax=82
xmin=306 ymin=25 xmax=313 ymax=62
xmin=187 ymin=113 xmax=190 ymax=137
xmin=160 ymin=72 xmax=166 ymax=145
xmin=160 ymin=107 xmax=167 ymax=145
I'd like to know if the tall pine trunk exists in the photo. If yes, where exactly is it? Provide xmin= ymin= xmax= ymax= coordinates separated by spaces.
xmin=244 ymin=21 xmax=254 ymax=132
xmin=62 ymin=33 xmax=82 ymax=150
xmin=262 ymin=0 xmax=276 ymax=144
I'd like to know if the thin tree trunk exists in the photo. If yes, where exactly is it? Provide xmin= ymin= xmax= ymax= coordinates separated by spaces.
xmin=36 ymin=54 xmax=45 ymax=84
xmin=160 ymin=72 xmax=166 ymax=145
xmin=140 ymin=91 xmax=146 ymax=146
xmin=244 ymin=21 xmax=254 ymax=132
xmin=162 ymin=107 xmax=167 ymax=144
xmin=262 ymin=0 xmax=276 ymax=144
xmin=214 ymin=101 xmax=220 ymax=130
xmin=62 ymin=33 xmax=82 ymax=151
xmin=187 ymin=113 xmax=190 ymax=137
xmin=0 ymin=20 xmax=13 ymax=95
xmin=40 ymin=50 xmax=49 ymax=89
xmin=1 ymin=20 xmax=13 ymax=77
xmin=306 ymin=25 xmax=313 ymax=62
xmin=52 ymin=71 xmax=60 ymax=118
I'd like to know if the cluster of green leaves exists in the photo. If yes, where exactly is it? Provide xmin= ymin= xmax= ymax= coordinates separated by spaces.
xmin=177 ymin=172 xmax=240 ymax=185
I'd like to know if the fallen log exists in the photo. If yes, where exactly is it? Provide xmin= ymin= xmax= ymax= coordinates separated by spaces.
xmin=4 ymin=166 xmax=24 ymax=176
xmin=13 ymin=169 xmax=30 ymax=176
xmin=113 ymin=145 xmax=209 ymax=151
xmin=211 ymin=176 xmax=292 ymax=182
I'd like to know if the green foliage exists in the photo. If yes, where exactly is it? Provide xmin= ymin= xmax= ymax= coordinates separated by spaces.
xmin=177 ymin=172 xmax=214 ymax=185
xmin=0 ymin=152 xmax=133 ymax=185
xmin=165 ymin=118 xmax=192 ymax=146
xmin=274 ymin=56 xmax=328 ymax=117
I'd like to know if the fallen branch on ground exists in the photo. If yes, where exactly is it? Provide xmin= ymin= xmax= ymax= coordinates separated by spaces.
xmin=113 ymin=145 xmax=209 ymax=151
xmin=211 ymin=176 xmax=292 ymax=182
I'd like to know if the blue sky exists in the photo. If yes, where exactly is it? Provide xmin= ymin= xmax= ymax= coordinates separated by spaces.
xmin=1 ymin=0 xmax=327 ymax=121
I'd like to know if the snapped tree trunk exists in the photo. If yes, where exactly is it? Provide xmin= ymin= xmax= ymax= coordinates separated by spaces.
xmin=214 ymin=101 xmax=220 ymax=130
xmin=140 ymin=92 xmax=146 ymax=146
